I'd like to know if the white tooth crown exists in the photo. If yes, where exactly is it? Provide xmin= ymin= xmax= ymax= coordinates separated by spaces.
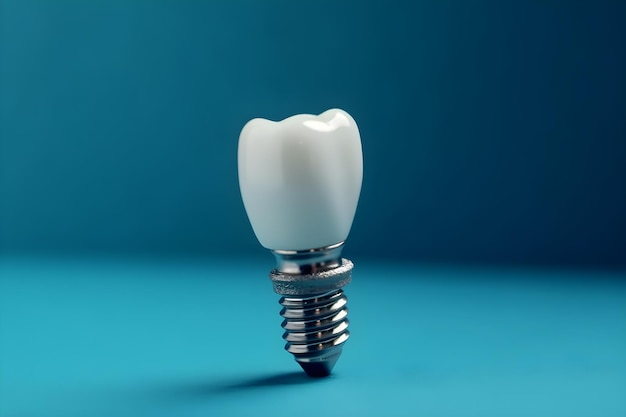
xmin=238 ymin=108 xmax=363 ymax=251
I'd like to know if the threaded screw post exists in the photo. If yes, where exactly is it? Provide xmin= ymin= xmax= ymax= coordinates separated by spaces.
xmin=279 ymin=289 xmax=350 ymax=377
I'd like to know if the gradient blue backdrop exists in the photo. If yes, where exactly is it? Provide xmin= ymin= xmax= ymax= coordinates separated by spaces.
xmin=1 ymin=0 xmax=625 ymax=267
xmin=2 ymin=4 xmax=626 ymax=417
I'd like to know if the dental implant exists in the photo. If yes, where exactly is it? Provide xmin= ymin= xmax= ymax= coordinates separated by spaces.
xmin=238 ymin=109 xmax=363 ymax=377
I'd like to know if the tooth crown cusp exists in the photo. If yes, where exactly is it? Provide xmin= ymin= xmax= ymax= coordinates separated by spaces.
xmin=238 ymin=109 xmax=363 ymax=251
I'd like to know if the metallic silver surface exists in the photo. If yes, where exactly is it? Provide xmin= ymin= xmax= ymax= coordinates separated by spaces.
xmin=272 ymin=242 xmax=344 ymax=274
xmin=267 ymin=245 xmax=354 ymax=377
xmin=279 ymin=289 xmax=350 ymax=377
xmin=269 ymin=258 xmax=353 ymax=296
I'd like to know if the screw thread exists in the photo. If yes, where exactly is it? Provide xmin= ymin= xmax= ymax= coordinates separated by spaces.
xmin=278 ymin=289 xmax=350 ymax=377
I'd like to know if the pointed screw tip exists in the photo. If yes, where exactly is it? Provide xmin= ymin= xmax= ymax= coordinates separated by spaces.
xmin=299 ymin=361 xmax=334 ymax=378
xmin=297 ymin=353 xmax=341 ymax=378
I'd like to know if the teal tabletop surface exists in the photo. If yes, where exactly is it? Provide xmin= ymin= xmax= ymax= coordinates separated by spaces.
xmin=1 ymin=258 xmax=625 ymax=417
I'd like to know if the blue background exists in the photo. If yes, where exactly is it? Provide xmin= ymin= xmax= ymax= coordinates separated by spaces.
xmin=1 ymin=0 xmax=625 ymax=267
xmin=1 ymin=1 xmax=626 ymax=417
xmin=1 ymin=259 xmax=625 ymax=417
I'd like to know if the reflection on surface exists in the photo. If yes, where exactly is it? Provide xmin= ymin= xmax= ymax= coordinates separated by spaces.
xmin=2 ymin=258 xmax=625 ymax=417
xmin=155 ymin=371 xmax=320 ymax=401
